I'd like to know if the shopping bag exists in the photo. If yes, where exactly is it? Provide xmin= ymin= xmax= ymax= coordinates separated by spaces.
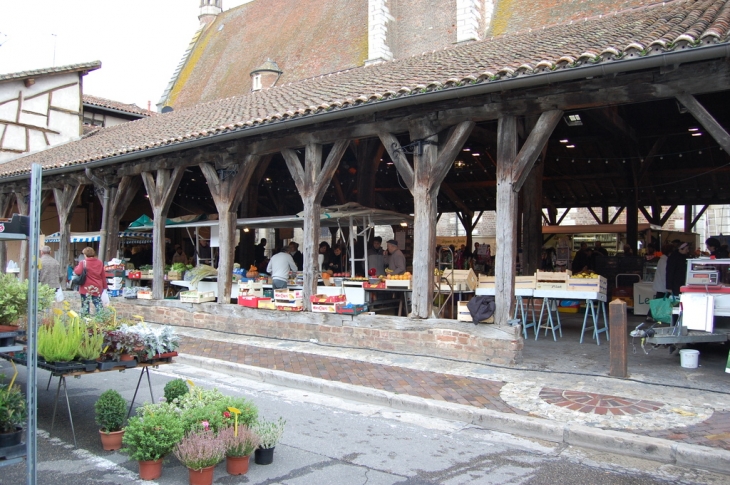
xmin=71 ymin=261 xmax=87 ymax=286
xmin=649 ymin=295 xmax=673 ymax=323
xmin=55 ymin=288 xmax=65 ymax=302
xmin=101 ymin=289 xmax=111 ymax=306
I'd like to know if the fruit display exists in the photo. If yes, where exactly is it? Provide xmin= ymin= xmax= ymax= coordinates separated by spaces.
xmin=573 ymin=271 xmax=599 ymax=278
xmin=246 ymin=265 xmax=259 ymax=279
xmin=386 ymin=272 xmax=411 ymax=280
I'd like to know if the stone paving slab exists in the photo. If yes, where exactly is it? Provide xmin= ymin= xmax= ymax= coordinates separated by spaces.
xmin=178 ymin=335 xmax=730 ymax=452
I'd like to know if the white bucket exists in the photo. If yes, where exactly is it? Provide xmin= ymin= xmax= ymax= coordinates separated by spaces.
xmin=679 ymin=349 xmax=700 ymax=369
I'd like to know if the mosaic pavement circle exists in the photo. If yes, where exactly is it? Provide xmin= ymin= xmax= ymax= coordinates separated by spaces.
xmin=499 ymin=382 xmax=713 ymax=431
xmin=539 ymin=387 xmax=663 ymax=416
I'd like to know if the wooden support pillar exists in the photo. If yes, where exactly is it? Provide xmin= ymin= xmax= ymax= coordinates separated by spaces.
xmin=495 ymin=116 xmax=518 ymax=325
xmin=85 ymin=169 xmax=113 ymax=263
xmin=601 ymin=206 xmax=610 ymax=225
xmin=0 ymin=192 xmax=14 ymax=274
xmin=238 ymin=156 xmax=272 ymax=267
xmin=353 ymin=139 xmax=384 ymax=207
xmin=381 ymin=120 xmax=474 ymax=318
xmin=521 ymin=156 xmax=544 ymax=276
xmin=676 ymin=93 xmax=730 ymax=154
xmin=200 ymin=155 xmax=259 ymax=303
xmin=609 ymin=298 xmax=628 ymax=378
xmin=107 ymin=176 xmax=141 ymax=261
xmin=283 ymin=141 xmax=348 ymax=310
xmin=52 ymin=183 xmax=83 ymax=276
xmin=626 ymin=190 xmax=638 ymax=253
xmin=141 ymin=167 xmax=184 ymax=300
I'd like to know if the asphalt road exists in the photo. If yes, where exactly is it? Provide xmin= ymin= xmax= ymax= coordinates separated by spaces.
xmin=0 ymin=360 xmax=725 ymax=485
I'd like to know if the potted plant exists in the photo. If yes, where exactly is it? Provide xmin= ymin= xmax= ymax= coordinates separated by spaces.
xmin=122 ymin=402 xmax=186 ymax=481
xmin=132 ymin=325 xmax=179 ymax=362
xmin=37 ymin=315 xmax=82 ymax=369
xmin=0 ymin=274 xmax=55 ymax=337
xmin=173 ymin=428 xmax=226 ymax=485
xmin=163 ymin=379 xmax=189 ymax=404
xmin=219 ymin=422 xmax=260 ymax=476
xmin=94 ymin=389 xmax=126 ymax=450
xmin=0 ymin=375 xmax=26 ymax=449
xmin=253 ymin=417 xmax=286 ymax=465
xmin=76 ymin=321 xmax=104 ymax=371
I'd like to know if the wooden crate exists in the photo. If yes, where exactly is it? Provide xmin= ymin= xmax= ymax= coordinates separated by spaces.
xmin=385 ymin=279 xmax=412 ymax=289
xmin=535 ymin=270 xmax=572 ymax=282
xmin=166 ymin=271 xmax=182 ymax=280
xmin=535 ymin=282 xmax=568 ymax=290
xmin=238 ymin=281 xmax=264 ymax=297
xmin=515 ymin=275 xmax=536 ymax=289
xmin=180 ymin=291 xmax=216 ymax=303
xmin=567 ymin=276 xmax=607 ymax=292
xmin=440 ymin=269 xmax=478 ymax=291
xmin=457 ymin=301 xmax=494 ymax=323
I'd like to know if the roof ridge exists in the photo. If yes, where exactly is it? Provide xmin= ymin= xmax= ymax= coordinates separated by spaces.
xmin=0 ymin=60 xmax=101 ymax=82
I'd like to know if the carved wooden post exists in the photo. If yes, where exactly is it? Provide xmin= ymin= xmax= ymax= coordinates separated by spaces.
xmin=141 ymin=167 xmax=184 ymax=300
xmin=282 ymin=141 xmax=348 ymax=309
xmin=0 ymin=192 xmax=14 ymax=274
xmin=609 ymin=298 xmax=629 ymax=378
xmin=85 ymin=169 xmax=112 ymax=263
xmin=52 ymin=183 xmax=83 ymax=275
xmin=107 ymin=176 xmax=142 ymax=261
xmin=200 ymin=155 xmax=259 ymax=303
xmin=521 ymin=153 xmax=545 ymax=276
xmin=381 ymin=120 xmax=474 ymax=318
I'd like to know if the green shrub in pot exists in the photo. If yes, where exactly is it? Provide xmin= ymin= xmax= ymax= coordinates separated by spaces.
xmin=94 ymin=389 xmax=126 ymax=433
xmin=0 ymin=374 xmax=27 ymax=434
xmin=122 ymin=402 xmax=186 ymax=462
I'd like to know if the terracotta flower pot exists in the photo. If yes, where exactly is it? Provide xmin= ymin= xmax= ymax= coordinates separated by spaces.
xmin=138 ymin=458 xmax=164 ymax=480
xmin=120 ymin=353 xmax=135 ymax=362
xmin=226 ymin=455 xmax=250 ymax=475
xmin=188 ymin=465 xmax=215 ymax=485
xmin=99 ymin=429 xmax=124 ymax=451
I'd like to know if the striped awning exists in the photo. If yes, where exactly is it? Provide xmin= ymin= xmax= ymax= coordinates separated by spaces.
xmin=45 ymin=231 xmax=152 ymax=243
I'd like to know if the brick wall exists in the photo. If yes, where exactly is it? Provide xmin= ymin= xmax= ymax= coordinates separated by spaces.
xmin=390 ymin=0 xmax=458 ymax=58
xmin=77 ymin=297 xmax=524 ymax=365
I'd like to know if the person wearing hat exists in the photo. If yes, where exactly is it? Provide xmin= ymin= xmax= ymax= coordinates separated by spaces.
xmin=666 ymin=242 xmax=690 ymax=295
xmin=385 ymin=239 xmax=406 ymax=275
xmin=368 ymin=237 xmax=386 ymax=276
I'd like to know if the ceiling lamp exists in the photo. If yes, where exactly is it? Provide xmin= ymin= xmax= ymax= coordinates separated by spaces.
xmin=564 ymin=114 xmax=583 ymax=126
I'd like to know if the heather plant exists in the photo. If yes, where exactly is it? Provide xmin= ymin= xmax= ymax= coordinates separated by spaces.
xmin=173 ymin=428 xmax=226 ymax=471
xmin=122 ymin=402 xmax=186 ymax=461
xmin=254 ymin=417 xmax=286 ymax=449
xmin=219 ymin=425 xmax=260 ymax=458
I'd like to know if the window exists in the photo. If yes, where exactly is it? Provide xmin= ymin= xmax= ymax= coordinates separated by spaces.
xmin=252 ymin=73 xmax=262 ymax=91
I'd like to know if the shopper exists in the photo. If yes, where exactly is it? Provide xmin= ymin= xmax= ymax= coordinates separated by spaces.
xmin=666 ymin=242 xmax=691 ymax=296
xmin=74 ymin=247 xmax=108 ymax=315
xmin=652 ymin=244 xmax=673 ymax=299
xmin=39 ymin=245 xmax=64 ymax=289
xmin=267 ymin=248 xmax=297 ymax=289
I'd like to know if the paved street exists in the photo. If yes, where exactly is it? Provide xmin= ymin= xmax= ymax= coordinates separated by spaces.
xmin=0 ymin=360 xmax=726 ymax=485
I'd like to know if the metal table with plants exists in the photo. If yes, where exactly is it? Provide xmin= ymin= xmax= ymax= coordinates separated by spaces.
xmin=0 ymin=308 xmax=180 ymax=448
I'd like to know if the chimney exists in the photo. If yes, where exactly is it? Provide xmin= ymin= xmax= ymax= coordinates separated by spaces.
xmin=199 ymin=0 xmax=222 ymax=26
xmin=250 ymin=59 xmax=283 ymax=91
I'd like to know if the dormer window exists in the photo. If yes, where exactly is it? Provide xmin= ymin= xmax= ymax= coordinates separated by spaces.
xmin=252 ymin=73 xmax=262 ymax=91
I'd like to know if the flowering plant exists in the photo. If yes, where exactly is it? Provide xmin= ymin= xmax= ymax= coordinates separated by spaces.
xmin=219 ymin=425 xmax=260 ymax=457
xmin=173 ymin=428 xmax=226 ymax=471
xmin=254 ymin=417 xmax=286 ymax=449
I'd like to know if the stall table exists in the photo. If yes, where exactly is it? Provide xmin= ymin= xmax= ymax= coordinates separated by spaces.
xmin=0 ymin=352 xmax=174 ymax=447
xmin=532 ymin=290 xmax=608 ymax=344
xmin=476 ymin=287 xmax=536 ymax=338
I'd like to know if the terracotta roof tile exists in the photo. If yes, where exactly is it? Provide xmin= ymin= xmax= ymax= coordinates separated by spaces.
xmin=82 ymin=94 xmax=154 ymax=117
xmin=0 ymin=61 xmax=101 ymax=82
xmin=2 ymin=0 xmax=729 ymax=179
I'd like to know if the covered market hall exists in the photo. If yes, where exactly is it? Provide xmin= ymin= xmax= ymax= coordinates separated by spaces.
xmin=2 ymin=0 xmax=730 ymax=365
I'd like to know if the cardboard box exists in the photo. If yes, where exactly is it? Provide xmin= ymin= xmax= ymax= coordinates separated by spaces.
xmin=309 ymin=294 xmax=347 ymax=304
xmin=311 ymin=302 xmax=345 ymax=313
xmin=238 ymin=296 xmax=268 ymax=308
xmin=274 ymin=290 xmax=304 ymax=300
xmin=257 ymin=299 xmax=276 ymax=310
xmin=137 ymin=291 xmax=153 ymax=300
xmin=276 ymin=300 xmax=303 ymax=312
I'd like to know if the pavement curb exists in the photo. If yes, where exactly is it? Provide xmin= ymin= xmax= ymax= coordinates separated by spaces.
xmin=174 ymin=353 xmax=730 ymax=475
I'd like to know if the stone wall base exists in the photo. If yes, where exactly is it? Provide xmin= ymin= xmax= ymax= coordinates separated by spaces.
xmin=60 ymin=295 xmax=523 ymax=365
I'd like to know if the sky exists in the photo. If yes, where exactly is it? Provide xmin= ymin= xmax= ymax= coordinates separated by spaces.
xmin=0 ymin=0 xmax=251 ymax=110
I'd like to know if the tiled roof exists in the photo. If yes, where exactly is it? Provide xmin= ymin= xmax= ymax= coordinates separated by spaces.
xmin=0 ymin=61 xmax=101 ymax=82
xmin=83 ymin=94 xmax=153 ymax=117
xmin=2 ymin=0 xmax=729 ymax=180
xmin=160 ymin=0 xmax=368 ymax=109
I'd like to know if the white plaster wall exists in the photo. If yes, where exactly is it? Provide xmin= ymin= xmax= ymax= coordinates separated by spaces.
xmin=456 ymin=0 xmax=482 ymax=43
xmin=0 ymin=72 xmax=82 ymax=163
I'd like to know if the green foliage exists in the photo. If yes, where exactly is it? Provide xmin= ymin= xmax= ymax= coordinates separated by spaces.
xmin=0 ymin=275 xmax=54 ymax=326
xmin=88 ymin=307 xmax=119 ymax=332
xmin=163 ymin=379 xmax=189 ymax=403
xmin=94 ymin=389 xmax=126 ymax=432
xmin=170 ymin=262 xmax=188 ymax=273
xmin=122 ymin=402 xmax=186 ymax=461
xmin=254 ymin=417 xmax=286 ymax=449
xmin=0 ymin=375 xmax=27 ymax=433
xmin=38 ymin=314 xmax=82 ymax=362
xmin=173 ymin=428 xmax=225 ymax=471
xmin=76 ymin=323 xmax=104 ymax=361
xmin=216 ymin=396 xmax=258 ymax=428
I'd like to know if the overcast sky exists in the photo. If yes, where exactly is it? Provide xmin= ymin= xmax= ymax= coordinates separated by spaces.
xmin=0 ymin=0 xmax=251 ymax=110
